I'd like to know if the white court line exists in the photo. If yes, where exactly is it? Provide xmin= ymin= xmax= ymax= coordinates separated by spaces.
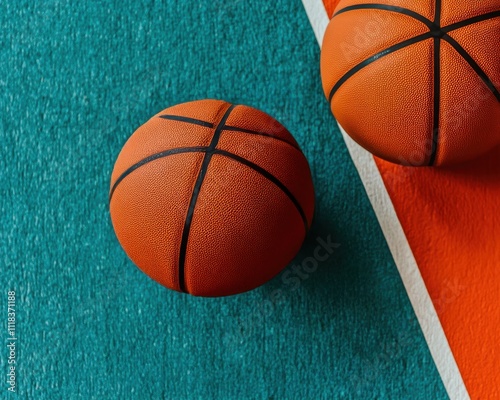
xmin=300 ymin=1 xmax=470 ymax=399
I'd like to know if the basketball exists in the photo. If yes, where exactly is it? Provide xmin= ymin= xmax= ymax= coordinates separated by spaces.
xmin=321 ymin=0 xmax=500 ymax=166
xmin=109 ymin=100 xmax=315 ymax=297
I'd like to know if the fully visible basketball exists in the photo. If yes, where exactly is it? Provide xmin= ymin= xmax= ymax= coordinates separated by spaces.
xmin=109 ymin=100 xmax=315 ymax=297
xmin=321 ymin=0 xmax=500 ymax=166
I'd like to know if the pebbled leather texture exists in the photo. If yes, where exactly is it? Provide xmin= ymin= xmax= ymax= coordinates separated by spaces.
xmin=321 ymin=0 xmax=500 ymax=166
xmin=109 ymin=99 xmax=315 ymax=297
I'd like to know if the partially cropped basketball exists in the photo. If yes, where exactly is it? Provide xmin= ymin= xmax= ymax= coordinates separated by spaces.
xmin=321 ymin=1 xmax=500 ymax=166
xmin=109 ymin=100 xmax=315 ymax=297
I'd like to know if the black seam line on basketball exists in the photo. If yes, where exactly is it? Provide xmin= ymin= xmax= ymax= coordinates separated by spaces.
xmin=442 ymin=34 xmax=500 ymax=102
xmin=108 ymin=147 xmax=208 ymax=202
xmin=328 ymin=31 xmax=433 ymax=102
xmin=177 ymin=104 xmax=237 ymax=293
xmin=434 ymin=0 xmax=442 ymax=24
xmin=332 ymin=5 xmax=500 ymax=31
xmin=429 ymin=38 xmax=441 ymax=166
xmin=333 ymin=4 xmax=433 ymax=28
xmin=158 ymin=115 xmax=214 ymax=128
xmin=222 ymin=125 xmax=301 ymax=150
xmin=441 ymin=11 xmax=500 ymax=34
xmin=213 ymin=149 xmax=309 ymax=233
xmin=428 ymin=0 xmax=442 ymax=166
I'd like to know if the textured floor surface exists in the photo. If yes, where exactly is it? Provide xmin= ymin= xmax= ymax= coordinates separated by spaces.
xmin=0 ymin=1 xmax=446 ymax=398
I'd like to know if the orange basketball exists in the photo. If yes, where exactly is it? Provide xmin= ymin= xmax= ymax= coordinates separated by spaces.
xmin=321 ymin=1 xmax=500 ymax=166
xmin=109 ymin=100 xmax=315 ymax=297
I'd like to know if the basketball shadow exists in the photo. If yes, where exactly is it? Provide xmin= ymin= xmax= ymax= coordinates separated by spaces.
xmin=407 ymin=143 xmax=500 ymax=246
xmin=256 ymin=172 xmax=437 ymax=393
xmin=437 ymin=144 xmax=500 ymax=184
